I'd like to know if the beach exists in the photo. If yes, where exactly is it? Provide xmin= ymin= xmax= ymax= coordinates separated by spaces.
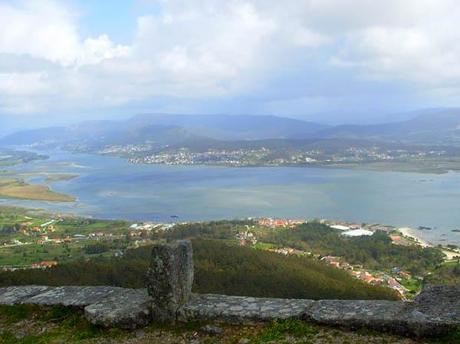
xmin=398 ymin=227 xmax=460 ymax=261
xmin=397 ymin=227 xmax=431 ymax=248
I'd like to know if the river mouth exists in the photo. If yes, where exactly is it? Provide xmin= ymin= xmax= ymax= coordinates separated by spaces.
xmin=2 ymin=148 xmax=460 ymax=247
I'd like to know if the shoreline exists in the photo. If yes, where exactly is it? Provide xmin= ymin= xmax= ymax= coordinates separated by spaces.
xmin=397 ymin=227 xmax=431 ymax=248
xmin=397 ymin=227 xmax=460 ymax=261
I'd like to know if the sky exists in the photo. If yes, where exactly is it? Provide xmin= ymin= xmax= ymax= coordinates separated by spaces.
xmin=2 ymin=0 xmax=460 ymax=132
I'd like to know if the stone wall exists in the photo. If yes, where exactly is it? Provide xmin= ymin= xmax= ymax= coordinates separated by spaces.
xmin=0 ymin=240 xmax=458 ymax=337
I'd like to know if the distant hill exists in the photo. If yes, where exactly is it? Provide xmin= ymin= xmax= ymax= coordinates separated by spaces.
xmin=0 ymin=114 xmax=329 ymax=148
xmin=320 ymin=109 xmax=460 ymax=145
xmin=129 ymin=114 xmax=329 ymax=140
xmin=3 ymin=110 xmax=460 ymax=150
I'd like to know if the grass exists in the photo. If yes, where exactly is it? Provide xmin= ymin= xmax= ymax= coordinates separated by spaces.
xmin=442 ymin=327 xmax=460 ymax=344
xmin=0 ymin=305 xmax=123 ymax=344
xmin=252 ymin=319 xmax=318 ymax=343
xmin=0 ymin=177 xmax=75 ymax=202
xmin=253 ymin=242 xmax=277 ymax=250
xmin=1 ymin=304 xmax=457 ymax=344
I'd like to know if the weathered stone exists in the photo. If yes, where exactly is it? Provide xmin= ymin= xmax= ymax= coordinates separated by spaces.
xmin=412 ymin=284 xmax=460 ymax=321
xmin=181 ymin=294 xmax=315 ymax=323
xmin=0 ymin=283 xmax=459 ymax=337
xmin=24 ymin=286 xmax=123 ymax=307
xmin=307 ymin=300 xmax=408 ymax=333
xmin=84 ymin=289 xmax=151 ymax=329
xmin=0 ymin=286 xmax=51 ymax=305
xmin=201 ymin=325 xmax=224 ymax=335
xmin=146 ymin=240 xmax=193 ymax=322
xmin=401 ymin=284 xmax=460 ymax=337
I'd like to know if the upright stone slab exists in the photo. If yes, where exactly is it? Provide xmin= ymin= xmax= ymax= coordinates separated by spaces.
xmin=146 ymin=240 xmax=193 ymax=322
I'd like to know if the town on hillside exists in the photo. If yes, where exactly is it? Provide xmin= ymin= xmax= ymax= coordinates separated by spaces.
xmin=1 ymin=208 xmax=459 ymax=299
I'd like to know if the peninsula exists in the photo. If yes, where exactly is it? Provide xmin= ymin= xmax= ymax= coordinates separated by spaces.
xmin=0 ymin=178 xmax=75 ymax=202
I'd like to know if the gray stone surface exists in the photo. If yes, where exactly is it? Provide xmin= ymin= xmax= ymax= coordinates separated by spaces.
xmin=84 ymin=289 xmax=151 ymax=329
xmin=0 ymin=285 xmax=459 ymax=337
xmin=412 ymin=284 xmax=460 ymax=321
xmin=146 ymin=240 xmax=194 ymax=322
xmin=401 ymin=284 xmax=460 ymax=337
xmin=182 ymin=294 xmax=315 ymax=322
xmin=0 ymin=286 xmax=51 ymax=305
xmin=24 ymin=286 xmax=124 ymax=307
xmin=307 ymin=300 xmax=408 ymax=332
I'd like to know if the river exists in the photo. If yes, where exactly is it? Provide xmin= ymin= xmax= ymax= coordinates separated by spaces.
xmin=2 ymin=149 xmax=460 ymax=246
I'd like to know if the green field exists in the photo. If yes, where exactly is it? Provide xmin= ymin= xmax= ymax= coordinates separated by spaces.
xmin=0 ymin=206 xmax=131 ymax=267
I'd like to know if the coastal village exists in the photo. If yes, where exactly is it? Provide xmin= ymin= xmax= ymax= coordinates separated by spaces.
xmin=1 ymin=210 xmax=459 ymax=299
xmin=237 ymin=217 xmax=460 ymax=298
xmin=100 ymin=142 xmax=451 ymax=168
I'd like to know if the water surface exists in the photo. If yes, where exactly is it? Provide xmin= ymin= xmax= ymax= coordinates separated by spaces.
xmin=2 ymin=150 xmax=460 ymax=246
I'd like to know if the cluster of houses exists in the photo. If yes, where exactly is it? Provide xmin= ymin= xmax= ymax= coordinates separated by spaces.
xmin=257 ymin=218 xmax=306 ymax=228
xmin=31 ymin=260 xmax=58 ymax=269
xmin=18 ymin=219 xmax=57 ymax=236
xmin=128 ymin=222 xmax=175 ymax=238
xmin=254 ymin=242 xmax=412 ymax=298
xmin=1 ymin=260 xmax=58 ymax=272
xmin=257 ymin=217 xmax=396 ymax=234
xmin=236 ymin=230 xmax=258 ymax=246
xmin=320 ymin=255 xmax=411 ymax=297
xmin=268 ymin=247 xmax=310 ymax=256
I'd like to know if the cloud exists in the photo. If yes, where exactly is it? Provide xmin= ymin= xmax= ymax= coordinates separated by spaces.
xmin=1 ymin=0 xmax=460 ymax=117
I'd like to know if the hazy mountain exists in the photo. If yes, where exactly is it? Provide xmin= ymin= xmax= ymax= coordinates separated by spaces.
xmin=128 ymin=114 xmax=329 ymax=140
xmin=0 ymin=114 xmax=329 ymax=148
xmin=320 ymin=109 xmax=460 ymax=144
xmin=3 ymin=110 xmax=460 ymax=150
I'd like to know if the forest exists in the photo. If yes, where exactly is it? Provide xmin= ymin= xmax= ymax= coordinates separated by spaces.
xmin=162 ymin=221 xmax=445 ymax=275
xmin=0 ymin=239 xmax=397 ymax=300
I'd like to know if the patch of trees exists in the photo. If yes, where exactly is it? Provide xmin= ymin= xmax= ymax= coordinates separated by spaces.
xmin=0 ymin=223 xmax=20 ymax=233
xmin=425 ymin=260 xmax=460 ymax=285
xmin=160 ymin=221 xmax=445 ymax=275
xmin=83 ymin=243 xmax=111 ymax=255
xmin=263 ymin=224 xmax=445 ymax=275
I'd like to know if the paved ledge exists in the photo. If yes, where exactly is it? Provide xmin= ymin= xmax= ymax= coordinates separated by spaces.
xmin=181 ymin=293 xmax=315 ymax=322
xmin=85 ymin=289 xmax=151 ymax=329
xmin=25 ymin=286 xmax=125 ymax=307
xmin=0 ymin=285 xmax=152 ymax=329
xmin=0 ymin=285 xmax=459 ymax=337
xmin=0 ymin=286 xmax=51 ymax=305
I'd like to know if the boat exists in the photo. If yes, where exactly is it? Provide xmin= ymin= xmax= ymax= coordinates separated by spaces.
xmin=418 ymin=226 xmax=432 ymax=231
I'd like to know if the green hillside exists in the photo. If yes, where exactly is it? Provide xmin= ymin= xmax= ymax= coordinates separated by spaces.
xmin=0 ymin=239 xmax=397 ymax=300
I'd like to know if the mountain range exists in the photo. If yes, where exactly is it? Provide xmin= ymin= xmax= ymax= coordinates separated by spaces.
xmin=2 ymin=109 xmax=460 ymax=149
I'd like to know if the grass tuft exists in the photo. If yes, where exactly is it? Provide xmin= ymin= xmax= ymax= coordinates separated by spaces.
xmin=253 ymin=319 xmax=318 ymax=343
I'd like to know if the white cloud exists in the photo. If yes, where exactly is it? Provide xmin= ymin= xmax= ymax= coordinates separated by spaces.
xmin=0 ymin=0 xmax=129 ymax=66
xmin=2 ymin=0 xmax=460 ymax=115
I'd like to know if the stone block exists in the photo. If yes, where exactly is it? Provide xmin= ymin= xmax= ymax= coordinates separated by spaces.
xmin=0 ymin=286 xmax=51 ymax=305
xmin=84 ymin=289 xmax=151 ymax=329
xmin=24 ymin=286 xmax=123 ymax=307
xmin=146 ymin=240 xmax=193 ymax=322
xmin=182 ymin=294 xmax=315 ymax=323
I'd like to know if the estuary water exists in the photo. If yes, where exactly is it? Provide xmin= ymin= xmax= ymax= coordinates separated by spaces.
xmin=2 ymin=149 xmax=460 ymax=246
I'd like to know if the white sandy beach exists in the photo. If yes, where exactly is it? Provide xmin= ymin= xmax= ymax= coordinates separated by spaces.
xmin=397 ymin=227 xmax=431 ymax=248
xmin=398 ymin=227 xmax=460 ymax=261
